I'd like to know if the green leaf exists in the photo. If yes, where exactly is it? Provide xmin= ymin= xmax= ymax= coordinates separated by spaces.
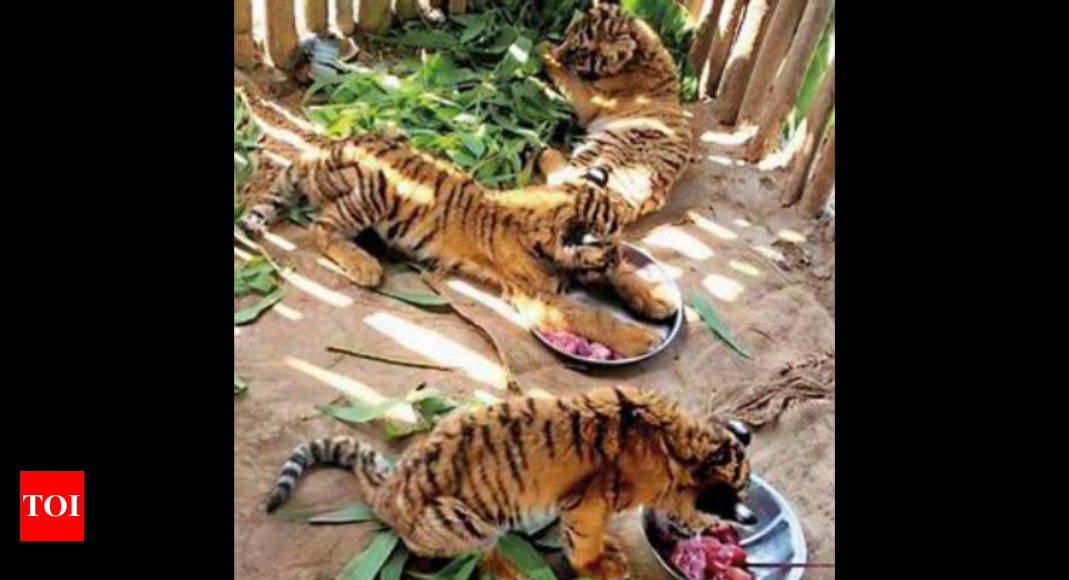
xmin=373 ymin=287 xmax=452 ymax=308
xmin=460 ymin=134 xmax=486 ymax=159
xmin=690 ymin=293 xmax=752 ymax=359
xmin=379 ymin=544 xmax=409 ymax=580
xmin=408 ymin=554 xmax=480 ymax=580
xmin=234 ymin=287 xmax=286 ymax=326
xmin=497 ymin=534 xmax=558 ymax=580
xmin=234 ymin=369 xmax=248 ymax=395
xmin=337 ymin=530 xmax=400 ymax=580
xmin=309 ymin=503 xmax=378 ymax=525
xmin=317 ymin=399 xmax=404 ymax=425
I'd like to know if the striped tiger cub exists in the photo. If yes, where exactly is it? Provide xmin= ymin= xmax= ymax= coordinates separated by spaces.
xmin=537 ymin=1 xmax=694 ymax=220
xmin=235 ymin=87 xmax=662 ymax=357
xmin=267 ymin=386 xmax=755 ymax=580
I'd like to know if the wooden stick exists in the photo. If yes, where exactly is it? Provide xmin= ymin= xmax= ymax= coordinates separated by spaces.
xmin=746 ymin=0 xmax=835 ymax=161
xmin=357 ymin=0 xmax=393 ymax=34
xmin=234 ymin=0 xmax=258 ymax=68
xmin=701 ymin=0 xmax=749 ymax=100
xmin=737 ymin=0 xmax=807 ymax=126
xmin=335 ymin=0 xmax=357 ymax=36
xmin=783 ymin=58 xmax=834 ymax=206
xmin=689 ymin=0 xmax=726 ymax=80
xmin=799 ymin=125 xmax=835 ymax=217
xmin=715 ymin=0 xmax=778 ymax=124
xmin=305 ymin=0 xmax=330 ymax=37
xmin=266 ymin=0 xmax=300 ymax=70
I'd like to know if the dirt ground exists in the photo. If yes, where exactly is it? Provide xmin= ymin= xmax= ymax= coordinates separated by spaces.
xmin=234 ymin=104 xmax=836 ymax=580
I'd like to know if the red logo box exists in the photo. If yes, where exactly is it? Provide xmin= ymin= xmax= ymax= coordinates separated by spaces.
xmin=20 ymin=471 xmax=84 ymax=541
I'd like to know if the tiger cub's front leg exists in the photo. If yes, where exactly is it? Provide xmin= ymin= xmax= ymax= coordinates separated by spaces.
xmin=559 ymin=473 xmax=629 ymax=580
xmin=311 ymin=205 xmax=384 ymax=288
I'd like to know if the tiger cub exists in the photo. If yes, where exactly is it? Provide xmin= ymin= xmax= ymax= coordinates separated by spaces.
xmin=535 ymin=1 xmax=695 ymax=320
xmin=537 ymin=1 xmax=693 ymax=221
xmin=236 ymin=88 xmax=662 ymax=357
xmin=267 ymin=386 xmax=755 ymax=580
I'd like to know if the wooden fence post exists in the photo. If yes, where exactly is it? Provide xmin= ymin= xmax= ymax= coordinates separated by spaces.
xmin=714 ymin=0 xmax=777 ymax=125
xmin=783 ymin=58 xmax=834 ymax=206
xmin=747 ymin=0 xmax=834 ymax=161
xmin=305 ymin=0 xmax=330 ymax=37
xmin=266 ymin=0 xmax=300 ymax=70
xmin=737 ymin=0 xmax=807 ymax=126
xmin=394 ymin=0 xmax=422 ymax=21
xmin=357 ymin=0 xmax=393 ymax=34
xmin=799 ymin=126 xmax=835 ymax=217
xmin=689 ymin=1 xmax=726 ymax=78
xmin=234 ymin=0 xmax=257 ymax=68
xmin=335 ymin=0 xmax=356 ymax=36
xmin=701 ymin=0 xmax=749 ymax=100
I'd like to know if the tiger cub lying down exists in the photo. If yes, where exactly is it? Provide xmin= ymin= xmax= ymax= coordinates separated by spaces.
xmin=536 ymin=2 xmax=696 ymax=320
xmin=267 ymin=386 xmax=756 ymax=580
xmin=236 ymin=87 xmax=664 ymax=357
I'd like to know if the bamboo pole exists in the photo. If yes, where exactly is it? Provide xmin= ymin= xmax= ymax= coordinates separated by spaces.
xmin=746 ymin=0 xmax=835 ymax=161
xmin=737 ymin=0 xmax=807 ymax=126
xmin=701 ymin=0 xmax=748 ymax=99
xmin=305 ymin=0 xmax=330 ymax=37
xmin=783 ymin=58 xmax=834 ymax=206
xmin=234 ymin=0 xmax=257 ymax=67
xmin=686 ymin=0 xmax=708 ymax=18
xmin=715 ymin=0 xmax=777 ymax=125
xmin=689 ymin=1 xmax=725 ymax=78
xmin=335 ymin=0 xmax=356 ymax=36
xmin=266 ymin=0 xmax=300 ymax=70
xmin=799 ymin=126 xmax=835 ymax=217
xmin=394 ymin=0 xmax=422 ymax=21
xmin=357 ymin=0 xmax=393 ymax=34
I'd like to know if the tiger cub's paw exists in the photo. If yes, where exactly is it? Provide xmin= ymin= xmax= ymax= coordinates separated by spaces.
xmin=237 ymin=209 xmax=269 ymax=239
xmin=607 ymin=259 xmax=679 ymax=321
xmin=597 ymin=318 xmax=662 ymax=359
xmin=578 ymin=537 xmax=630 ymax=580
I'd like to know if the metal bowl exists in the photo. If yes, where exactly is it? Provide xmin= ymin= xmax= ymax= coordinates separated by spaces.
xmin=642 ymin=475 xmax=809 ymax=580
xmin=533 ymin=243 xmax=684 ymax=367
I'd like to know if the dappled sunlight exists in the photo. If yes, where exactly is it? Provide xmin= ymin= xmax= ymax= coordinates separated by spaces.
xmin=273 ymin=303 xmax=305 ymax=321
xmin=777 ymin=229 xmax=808 ymax=244
xmin=703 ymin=273 xmax=746 ymax=303
xmin=753 ymin=245 xmax=786 ymax=263
xmin=364 ymin=313 xmax=509 ymax=389
xmin=700 ymin=125 xmax=756 ymax=146
xmin=657 ymin=262 xmax=685 ymax=280
xmin=642 ymin=227 xmax=714 ymax=261
xmin=264 ymin=231 xmax=297 ymax=252
xmin=285 ymin=357 xmax=420 ymax=424
xmin=689 ymin=212 xmax=740 ymax=241
xmin=706 ymin=154 xmax=747 ymax=167
xmin=282 ymin=269 xmax=354 ymax=308
xmin=446 ymin=279 xmax=526 ymax=327
xmin=728 ymin=260 xmax=763 ymax=279
xmin=525 ymin=388 xmax=557 ymax=400
xmin=733 ymin=218 xmax=754 ymax=228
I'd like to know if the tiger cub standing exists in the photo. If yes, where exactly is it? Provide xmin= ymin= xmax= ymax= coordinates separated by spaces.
xmin=267 ymin=386 xmax=755 ymax=580
xmin=236 ymin=87 xmax=662 ymax=357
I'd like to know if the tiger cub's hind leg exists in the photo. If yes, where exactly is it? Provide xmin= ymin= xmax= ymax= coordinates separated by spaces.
xmin=559 ymin=475 xmax=629 ymax=580
xmin=311 ymin=205 xmax=384 ymax=288
xmin=403 ymin=497 xmax=498 ymax=557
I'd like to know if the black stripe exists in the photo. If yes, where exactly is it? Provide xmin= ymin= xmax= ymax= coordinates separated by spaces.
xmin=592 ymin=411 xmax=607 ymax=461
xmin=523 ymin=398 xmax=537 ymax=424
xmin=503 ymin=435 xmax=526 ymax=494
xmin=453 ymin=506 xmax=486 ymax=540
xmin=424 ymin=444 xmax=443 ymax=495
xmin=615 ymin=388 xmax=635 ymax=452
xmin=509 ymin=422 xmax=529 ymax=471
xmin=543 ymin=419 xmax=556 ymax=458
xmin=281 ymin=465 xmax=300 ymax=479
xmin=570 ymin=410 xmax=584 ymax=458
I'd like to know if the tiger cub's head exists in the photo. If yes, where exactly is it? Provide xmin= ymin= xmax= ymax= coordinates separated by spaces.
xmin=689 ymin=420 xmax=757 ymax=525
xmin=556 ymin=2 xmax=639 ymax=79
xmin=542 ymin=170 xmax=630 ymax=273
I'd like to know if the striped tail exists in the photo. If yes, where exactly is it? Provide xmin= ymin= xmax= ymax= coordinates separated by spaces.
xmin=266 ymin=436 xmax=391 ymax=513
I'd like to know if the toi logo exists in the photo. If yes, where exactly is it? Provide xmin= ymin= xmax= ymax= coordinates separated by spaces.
xmin=20 ymin=471 xmax=84 ymax=541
